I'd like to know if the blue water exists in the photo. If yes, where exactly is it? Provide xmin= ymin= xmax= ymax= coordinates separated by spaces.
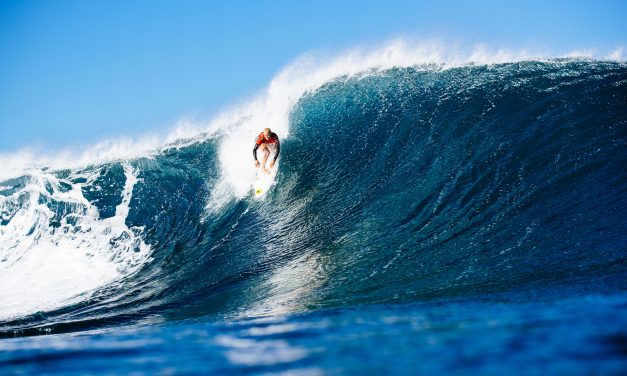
xmin=2 ymin=293 xmax=626 ymax=375
xmin=1 ymin=60 xmax=626 ymax=374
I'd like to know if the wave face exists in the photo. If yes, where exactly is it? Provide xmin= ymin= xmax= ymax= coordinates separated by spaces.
xmin=1 ymin=60 xmax=626 ymax=337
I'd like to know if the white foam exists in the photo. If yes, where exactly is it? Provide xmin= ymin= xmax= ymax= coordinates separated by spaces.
xmin=606 ymin=47 xmax=625 ymax=61
xmin=0 ymin=164 xmax=152 ymax=321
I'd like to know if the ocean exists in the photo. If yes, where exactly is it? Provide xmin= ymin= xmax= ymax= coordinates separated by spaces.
xmin=1 ymin=57 xmax=626 ymax=374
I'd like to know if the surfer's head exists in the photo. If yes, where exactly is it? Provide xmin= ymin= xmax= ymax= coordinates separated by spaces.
xmin=263 ymin=128 xmax=272 ymax=138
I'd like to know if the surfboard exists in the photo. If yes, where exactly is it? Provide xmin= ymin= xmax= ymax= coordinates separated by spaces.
xmin=253 ymin=167 xmax=277 ymax=198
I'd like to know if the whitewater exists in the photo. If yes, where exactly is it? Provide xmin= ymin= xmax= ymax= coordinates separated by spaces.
xmin=0 ymin=41 xmax=626 ymax=374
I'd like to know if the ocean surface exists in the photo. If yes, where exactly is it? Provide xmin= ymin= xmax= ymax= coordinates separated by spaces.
xmin=1 ymin=59 xmax=626 ymax=374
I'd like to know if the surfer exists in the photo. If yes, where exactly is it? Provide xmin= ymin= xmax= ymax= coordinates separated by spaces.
xmin=253 ymin=128 xmax=280 ymax=173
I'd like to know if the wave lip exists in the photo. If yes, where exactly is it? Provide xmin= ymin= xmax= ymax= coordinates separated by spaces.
xmin=3 ymin=40 xmax=624 ymax=182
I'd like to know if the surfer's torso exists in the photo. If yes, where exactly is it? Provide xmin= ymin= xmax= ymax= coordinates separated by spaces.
xmin=256 ymin=132 xmax=279 ymax=145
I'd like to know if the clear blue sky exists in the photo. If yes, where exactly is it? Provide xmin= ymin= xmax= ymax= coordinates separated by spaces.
xmin=1 ymin=0 xmax=625 ymax=152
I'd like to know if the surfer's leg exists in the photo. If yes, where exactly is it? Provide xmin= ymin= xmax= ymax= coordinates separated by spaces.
xmin=267 ymin=144 xmax=277 ymax=167
xmin=260 ymin=144 xmax=270 ymax=170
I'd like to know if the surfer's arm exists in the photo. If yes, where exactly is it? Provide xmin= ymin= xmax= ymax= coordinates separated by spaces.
xmin=253 ymin=143 xmax=260 ymax=161
xmin=273 ymin=140 xmax=280 ymax=162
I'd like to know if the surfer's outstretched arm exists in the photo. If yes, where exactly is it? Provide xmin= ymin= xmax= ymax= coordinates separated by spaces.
xmin=273 ymin=140 xmax=280 ymax=162
xmin=253 ymin=144 xmax=261 ymax=166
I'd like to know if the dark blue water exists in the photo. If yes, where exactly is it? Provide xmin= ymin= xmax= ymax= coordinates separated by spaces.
xmin=1 ymin=60 xmax=626 ymax=374
xmin=2 ymin=293 xmax=626 ymax=375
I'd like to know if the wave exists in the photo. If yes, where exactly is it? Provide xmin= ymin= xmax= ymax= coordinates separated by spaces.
xmin=0 ymin=42 xmax=626 ymax=336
